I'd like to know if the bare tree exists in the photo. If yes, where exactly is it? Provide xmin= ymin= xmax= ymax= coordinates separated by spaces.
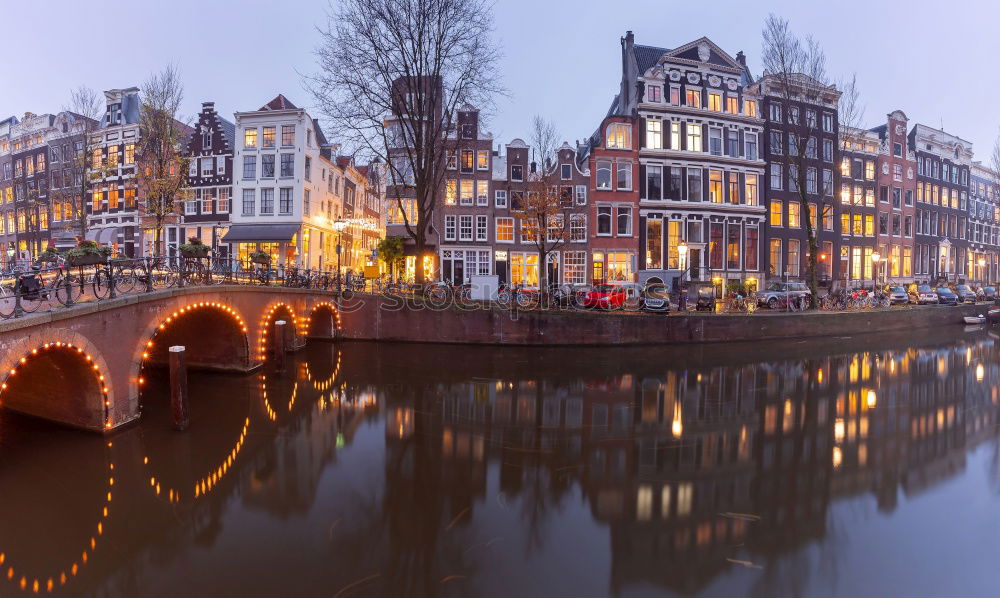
xmin=136 ymin=65 xmax=191 ymax=257
xmin=51 ymin=86 xmax=105 ymax=243
xmin=517 ymin=116 xmax=570 ymax=298
xmin=761 ymin=14 xmax=847 ymax=304
xmin=991 ymin=128 xmax=1000 ymax=196
xmin=306 ymin=0 xmax=503 ymax=284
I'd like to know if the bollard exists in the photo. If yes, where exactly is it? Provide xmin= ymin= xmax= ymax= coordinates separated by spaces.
xmin=274 ymin=320 xmax=287 ymax=373
xmin=169 ymin=346 xmax=189 ymax=430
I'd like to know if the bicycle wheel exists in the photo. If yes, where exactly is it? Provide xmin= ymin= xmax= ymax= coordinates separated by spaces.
xmin=516 ymin=291 xmax=537 ymax=309
xmin=92 ymin=268 xmax=113 ymax=299
xmin=114 ymin=266 xmax=138 ymax=294
xmin=496 ymin=289 xmax=511 ymax=308
xmin=54 ymin=273 xmax=79 ymax=306
xmin=0 ymin=281 xmax=14 ymax=318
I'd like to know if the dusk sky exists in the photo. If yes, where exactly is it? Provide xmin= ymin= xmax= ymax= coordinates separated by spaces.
xmin=5 ymin=0 xmax=998 ymax=159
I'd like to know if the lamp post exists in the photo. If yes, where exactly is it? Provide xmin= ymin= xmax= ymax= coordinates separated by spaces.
xmin=978 ymin=257 xmax=986 ymax=285
xmin=871 ymin=251 xmax=881 ymax=293
xmin=677 ymin=241 xmax=689 ymax=282
xmin=332 ymin=219 xmax=347 ymax=291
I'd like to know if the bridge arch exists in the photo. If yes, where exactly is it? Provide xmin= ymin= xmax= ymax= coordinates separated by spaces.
xmin=258 ymin=302 xmax=302 ymax=361
xmin=133 ymin=301 xmax=252 ymax=400
xmin=0 ymin=330 xmax=116 ymax=431
xmin=306 ymin=301 xmax=341 ymax=339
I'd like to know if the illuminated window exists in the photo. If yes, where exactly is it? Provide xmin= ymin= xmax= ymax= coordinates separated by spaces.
xmin=606 ymin=123 xmax=631 ymax=149
xmin=726 ymin=96 xmax=739 ymax=114
xmin=686 ymin=123 xmax=702 ymax=152
xmin=646 ymin=119 xmax=662 ymax=150
xmin=708 ymin=92 xmax=722 ymax=111
xmin=769 ymin=200 xmax=782 ymax=227
xmin=788 ymin=201 xmax=800 ymax=228
xmin=262 ymin=126 xmax=275 ymax=148
xmin=744 ymin=99 xmax=758 ymax=117
xmin=685 ymin=88 xmax=701 ymax=108
xmin=244 ymin=128 xmax=257 ymax=148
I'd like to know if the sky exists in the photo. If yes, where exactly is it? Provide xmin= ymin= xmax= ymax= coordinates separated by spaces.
xmin=4 ymin=0 xmax=999 ymax=159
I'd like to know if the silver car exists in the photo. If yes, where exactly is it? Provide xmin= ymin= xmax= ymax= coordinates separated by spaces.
xmin=887 ymin=286 xmax=909 ymax=305
xmin=755 ymin=281 xmax=811 ymax=309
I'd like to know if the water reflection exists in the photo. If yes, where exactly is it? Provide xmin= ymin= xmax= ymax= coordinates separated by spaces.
xmin=0 ymin=330 xmax=998 ymax=596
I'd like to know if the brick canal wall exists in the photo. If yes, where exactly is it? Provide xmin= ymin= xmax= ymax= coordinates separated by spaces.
xmin=338 ymin=297 xmax=992 ymax=346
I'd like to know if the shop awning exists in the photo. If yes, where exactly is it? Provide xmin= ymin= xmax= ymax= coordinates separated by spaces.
xmin=84 ymin=227 xmax=122 ymax=244
xmin=221 ymin=224 xmax=299 ymax=243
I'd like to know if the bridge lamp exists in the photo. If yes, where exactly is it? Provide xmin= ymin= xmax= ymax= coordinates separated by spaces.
xmin=333 ymin=219 xmax=348 ymax=278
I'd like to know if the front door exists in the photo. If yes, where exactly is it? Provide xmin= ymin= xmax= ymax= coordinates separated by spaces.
xmin=689 ymin=248 xmax=702 ymax=281
xmin=496 ymin=257 xmax=508 ymax=285
xmin=546 ymin=254 xmax=559 ymax=288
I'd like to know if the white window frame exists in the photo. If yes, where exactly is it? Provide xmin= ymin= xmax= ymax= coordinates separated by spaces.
xmin=495 ymin=189 xmax=507 ymax=208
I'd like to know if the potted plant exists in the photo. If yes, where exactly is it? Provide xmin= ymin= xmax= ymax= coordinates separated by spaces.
xmin=179 ymin=237 xmax=211 ymax=258
xmin=249 ymin=250 xmax=272 ymax=265
xmin=65 ymin=240 xmax=111 ymax=267
xmin=37 ymin=248 xmax=60 ymax=263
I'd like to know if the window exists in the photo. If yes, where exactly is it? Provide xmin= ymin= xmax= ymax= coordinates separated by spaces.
xmin=709 ymin=222 xmax=724 ymax=269
xmin=241 ymin=189 xmax=255 ymax=215
xmin=744 ymin=174 xmax=759 ymax=206
xmin=460 ymin=150 xmax=474 ymax=173
xmin=564 ymin=251 xmax=586 ymax=284
xmin=788 ymin=201 xmax=800 ymax=228
xmin=476 ymin=180 xmax=488 ymax=206
xmin=596 ymin=160 xmax=612 ymax=190
xmin=687 ymin=168 xmax=702 ymax=201
xmin=745 ymin=133 xmax=758 ymax=161
xmin=606 ymin=123 xmax=631 ymax=149
xmin=645 ymin=165 xmax=662 ymax=200
xmin=708 ymin=92 xmax=722 ymax=111
xmin=708 ymin=169 xmax=723 ymax=203
xmin=686 ymin=123 xmax=702 ymax=152
xmin=727 ymin=223 xmax=741 ymax=269
xmin=822 ymin=169 xmax=833 ymax=196
xmin=184 ymin=196 xmax=197 ymax=215
xmin=788 ymin=106 xmax=799 ymax=125
xmin=892 ymin=187 xmax=901 ymax=209
xmin=459 ymin=215 xmax=473 ymax=241
xmin=822 ymin=113 xmax=833 ymax=132
xmin=647 ymin=85 xmax=662 ymax=103
xmin=280 ymin=154 xmax=294 ymax=177
xmin=770 ymin=200 xmax=783 ymax=226
xmin=495 ymin=190 xmax=507 ymax=208
xmin=770 ymin=163 xmax=782 ymax=190
xmin=646 ymin=120 xmax=662 ymax=150
xmin=727 ymin=172 xmax=740 ymax=204
xmin=445 ymin=180 xmax=457 ymax=205
xmin=806 ymin=167 xmax=817 ymax=194
xmin=769 ymin=131 xmax=783 ymax=155
xmin=616 ymin=162 xmax=632 ymax=190
xmin=511 ymin=164 xmax=523 ymax=181
xmin=669 ymin=86 xmax=680 ymax=105
xmin=460 ymin=180 xmax=474 ymax=205
xmin=444 ymin=215 xmax=456 ymax=240
xmin=259 ymin=188 xmax=274 ymax=214
xmin=244 ymin=128 xmax=257 ymax=148
xmin=822 ymin=139 xmax=833 ymax=162
xmin=787 ymin=239 xmax=800 ymax=276
xmin=725 ymin=129 xmax=739 ymax=157
xmin=570 ymin=214 xmax=586 ymax=241
xmin=616 ymin=206 xmax=632 ymax=236
xmin=281 ymin=125 xmax=294 ymax=146
xmin=685 ymin=88 xmax=701 ymax=108
xmin=304 ymin=156 xmax=311 ymax=181
xmin=477 ymin=150 xmax=489 ymax=171
xmin=496 ymin=217 xmax=514 ymax=242
xmin=217 ymin=188 xmax=230 ymax=213
xmin=789 ymin=165 xmax=800 ymax=192
xmin=805 ymin=137 xmax=817 ymax=159
xmin=279 ymin=188 xmax=292 ymax=214
xmin=805 ymin=109 xmax=817 ymax=128
xmin=261 ymin=154 xmax=275 ymax=178
xmin=576 ymin=185 xmax=587 ymax=205
xmin=242 ymin=155 xmax=256 ymax=179
xmin=726 ymin=96 xmax=739 ymax=114
xmin=597 ymin=206 xmax=612 ymax=235
xmin=789 ymin=133 xmax=799 ymax=157
xmin=520 ymin=218 xmax=538 ymax=243
xmin=669 ymin=122 xmax=680 ymax=149
xmin=709 ymin=128 xmax=722 ymax=156
xmin=446 ymin=150 xmax=457 ymax=170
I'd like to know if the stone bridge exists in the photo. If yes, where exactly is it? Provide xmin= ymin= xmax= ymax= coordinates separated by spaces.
xmin=0 ymin=286 xmax=346 ymax=432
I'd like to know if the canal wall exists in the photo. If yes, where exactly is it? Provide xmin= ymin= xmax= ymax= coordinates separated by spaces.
xmin=338 ymin=297 xmax=991 ymax=346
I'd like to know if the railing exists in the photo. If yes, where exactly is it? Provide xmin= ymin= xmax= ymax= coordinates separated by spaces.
xmin=0 ymin=256 xmax=355 ymax=320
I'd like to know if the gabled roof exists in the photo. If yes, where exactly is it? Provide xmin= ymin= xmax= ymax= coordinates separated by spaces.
xmin=259 ymin=94 xmax=298 ymax=111
xmin=218 ymin=116 xmax=236 ymax=147
xmin=336 ymin=156 xmax=353 ymax=169
xmin=661 ymin=37 xmax=744 ymax=73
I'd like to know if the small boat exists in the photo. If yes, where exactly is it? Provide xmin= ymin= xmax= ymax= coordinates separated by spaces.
xmin=989 ymin=308 xmax=1000 ymax=323
xmin=963 ymin=315 xmax=986 ymax=325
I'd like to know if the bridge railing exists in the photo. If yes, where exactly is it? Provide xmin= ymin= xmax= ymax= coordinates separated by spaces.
xmin=0 ymin=256 xmax=364 ymax=320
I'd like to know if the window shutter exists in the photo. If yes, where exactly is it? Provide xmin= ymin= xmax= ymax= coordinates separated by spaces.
xmin=680 ymin=122 xmax=686 ymax=151
xmin=639 ymin=164 xmax=647 ymax=199
xmin=638 ymin=118 xmax=646 ymax=149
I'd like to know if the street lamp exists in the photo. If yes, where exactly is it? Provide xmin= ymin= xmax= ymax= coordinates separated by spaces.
xmin=332 ymin=219 xmax=347 ymax=290
xmin=871 ymin=251 xmax=881 ymax=292
xmin=978 ymin=257 xmax=986 ymax=284
xmin=678 ymin=241 xmax=689 ymax=280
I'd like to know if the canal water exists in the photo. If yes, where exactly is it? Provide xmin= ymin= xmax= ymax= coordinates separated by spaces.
xmin=1 ymin=331 xmax=1000 ymax=597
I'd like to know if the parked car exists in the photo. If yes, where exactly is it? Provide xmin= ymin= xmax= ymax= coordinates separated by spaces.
xmin=936 ymin=286 xmax=959 ymax=305
xmin=953 ymin=284 xmax=977 ymax=303
xmin=755 ymin=281 xmax=811 ymax=309
xmin=582 ymin=283 xmax=640 ymax=310
xmin=887 ymin=286 xmax=909 ymax=305
xmin=641 ymin=283 xmax=671 ymax=313
xmin=909 ymin=284 xmax=939 ymax=305
xmin=982 ymin=286 xmax=997 ymax=301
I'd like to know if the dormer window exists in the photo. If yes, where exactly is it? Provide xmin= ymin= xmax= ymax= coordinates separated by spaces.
xmin=606 ymin=123 xmax=631 ymax=149
xmin=203 ymin=131 xmax=212 ymax=149
xmin=647 ymin=85 xmax=662 ymax=103
xmin=461 ymin=124 xmax=474 ymax=139
xmin=511 ymin=164 xmax=523 ymax=181
xmin=561 ymin=164 xmax=572 ymax=180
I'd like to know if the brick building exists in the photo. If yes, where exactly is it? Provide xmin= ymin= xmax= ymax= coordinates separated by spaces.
xmin=969 ymin=162 xmax=998 ymax=285
xmin=870 ymin=110 xmax=917 ymax=287
xmin=838 ymin=126 xmax=880 ymax=288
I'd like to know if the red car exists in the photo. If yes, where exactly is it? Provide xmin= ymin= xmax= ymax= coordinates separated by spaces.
xmin=583 ymin=284 xmax=628 ymax=309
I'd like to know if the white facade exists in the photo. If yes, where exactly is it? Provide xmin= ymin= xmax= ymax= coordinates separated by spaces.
xmin=230 ymin=98 xmax=337 ymax=269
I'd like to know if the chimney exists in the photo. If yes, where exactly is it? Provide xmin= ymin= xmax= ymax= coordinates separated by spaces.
xmin=736 ymin=51 xmax=747 ymax=67
xmin=530 ymin=161 xmax=537 ymax=174
xmin=202 ymin=101 xmax=215 ymax=112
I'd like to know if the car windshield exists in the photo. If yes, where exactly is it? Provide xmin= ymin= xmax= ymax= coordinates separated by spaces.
xmin=789 ymin=283 xmax=807 ymax=291
xmin=593 ymin=285 xmax=615 ymax=293
xmin=918 ymin=285 xmax=934 ymax=292
xmin=646 ymin=285 xmax=668 ymax=298
xmin=891 ymin=287 xmax=905 ymax=293
xmin=936 ymin=287 xmax=952 ymax=294
xmin=765 ymin=282 xmax=784 ymax=291
xmin=956 ymin=285 xmax=970 ymax=291
xmin=986 ymin=287 xmax=996 ymax=292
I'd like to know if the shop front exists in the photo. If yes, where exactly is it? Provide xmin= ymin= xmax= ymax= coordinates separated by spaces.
xmin=221 ymin=224 xmax=300 ymax=266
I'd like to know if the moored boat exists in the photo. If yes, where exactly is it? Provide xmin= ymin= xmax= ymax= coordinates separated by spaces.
xmin=964 ymin=315 xmax=986 ymax=325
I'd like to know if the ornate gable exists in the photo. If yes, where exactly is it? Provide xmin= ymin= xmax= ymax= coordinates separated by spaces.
xmin=661 ymin=37 xmax=743 ymax=73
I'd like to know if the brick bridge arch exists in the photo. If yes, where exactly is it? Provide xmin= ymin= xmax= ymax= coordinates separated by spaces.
xmin=0 ymin=285 xmax=362 ymax=432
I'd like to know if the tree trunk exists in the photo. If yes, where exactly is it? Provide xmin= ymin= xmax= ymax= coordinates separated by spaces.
xmin=414 ymin=235 xmax=426 ymax=285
